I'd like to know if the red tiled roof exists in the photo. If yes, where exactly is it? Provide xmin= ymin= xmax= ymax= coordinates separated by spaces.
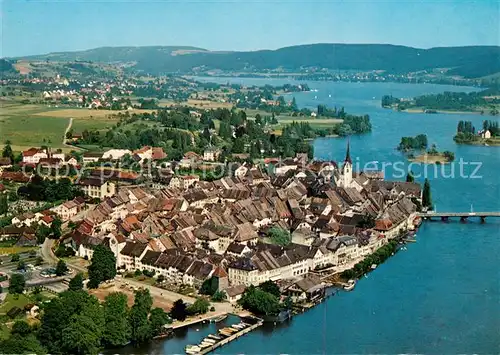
xmin=212 ymin=266 xmax=228 ymax=278
xmin=41 ymin=215 xmax=54 ymax=223
xmin=152 ymin=147 xmax=167 ymax=160
xmin=23 ymin=148 xmax=42 ymax=157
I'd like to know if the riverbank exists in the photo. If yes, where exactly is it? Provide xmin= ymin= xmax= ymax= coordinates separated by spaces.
xmin=454 ymin=137 xmax=500 ymax=146
xmin=402 ymin=108 xmax=485 ymax=115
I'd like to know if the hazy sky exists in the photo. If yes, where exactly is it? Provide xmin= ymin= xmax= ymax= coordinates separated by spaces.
xmin=1 ymin=0 xmax=499 ymax=57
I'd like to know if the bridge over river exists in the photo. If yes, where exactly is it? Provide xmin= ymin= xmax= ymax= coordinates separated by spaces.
xmin=418 ymin=211 xmax=500 ymax=222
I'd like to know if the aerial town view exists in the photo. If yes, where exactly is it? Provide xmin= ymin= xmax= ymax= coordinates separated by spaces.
xmin=0 ymin=1 xmax=499 ymax=354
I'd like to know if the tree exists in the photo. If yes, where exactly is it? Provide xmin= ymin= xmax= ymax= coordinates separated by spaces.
xmin=170 ymin=299 xmax=188 ymax=321
xmin=8 ymin=273 xmax=25 ymax=294
xmin=2 ymin=140 xmax=14 ymax=163
xmin=36 ymin=224 xmax=51 ymax=244
xmin=68 ymin=273 xmax=84 ymax=291
xmin=258 ymin=280 xmax=281 ymax=298
xmin=0 ymin=320 xmax=45 ymax=355
xmin=422 ymin=178 xmax=433 ymax=209
xmin=50 ymin=218 xmax=62 ymax=239
xmin=0 ymin=194 xmax=8 ymax=215
xmin=187 ymin=298 xmax=210 ymax=316
xmin=149 ymin=307 xmax=172 ymax=337
xmin=129 ymin=288 xmax=153 ymax=344
xmin=200 ymin=277 xmax=218 ymax=296
xmin=267 ymin=227 xmax=291 ymax=246
xmin=11 ymin=320 xmax=32 ymax=336
xmin=406 ymin=171 xmax=415 ymax=182
xmin=87 ymin=244 xmax=116 ymax=288
xmin=61 ymin=303 xmax=104 ymax=355
xmin=40 ymin=291 xmax=104 ymax=354
xmin=103 ymin=292 xmax=131 ymax=347
xmin=11 ymin=253 xmax=20 ymax=262
xmin=55 ymin=260 xmax=68 ymax=276
xmin=238 ymin=285 xmax=280 ymax=316
xmin=211 ymin=290 xmax=227 ymax=302
xmin=17 ymin=260 xmax=25 ymax=270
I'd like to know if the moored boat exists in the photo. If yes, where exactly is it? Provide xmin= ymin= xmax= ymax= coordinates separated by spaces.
xmin=212 ymin=314 xmax=228 ymax=322
xmin=344 ymin=279 xmax=356 ymax=291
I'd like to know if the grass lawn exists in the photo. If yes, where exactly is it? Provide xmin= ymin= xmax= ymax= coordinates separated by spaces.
xmin=0 ymin=293 xmax=31 ymax=316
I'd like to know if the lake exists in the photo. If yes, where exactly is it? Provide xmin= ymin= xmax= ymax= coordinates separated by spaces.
xmin=136 ymin=79 xmax=500 ymax=354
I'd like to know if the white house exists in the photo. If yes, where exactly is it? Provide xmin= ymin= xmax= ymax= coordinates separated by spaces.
xmin=102 ymin=149 xmax=132 ymax=161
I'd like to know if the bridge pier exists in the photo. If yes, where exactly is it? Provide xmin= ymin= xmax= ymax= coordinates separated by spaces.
xmin=460 ymin=216 xmax=468 ymax=223
xmin=480 ymin=216 xmax=486 ymax=223
xmin=441 ymin=216 xmax=449 ymax=222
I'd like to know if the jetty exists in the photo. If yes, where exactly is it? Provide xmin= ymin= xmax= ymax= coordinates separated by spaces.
xmin=186 ymin=317 xmax=263 ymax=355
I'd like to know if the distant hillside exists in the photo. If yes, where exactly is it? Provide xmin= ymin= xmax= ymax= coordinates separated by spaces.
xmin=19 ymin=46 xmax=207 ymax=63
xmin=15 ymin=44 xmax=500 ymax=77
xmin=0 ymin=59 xmax=15 ymax=73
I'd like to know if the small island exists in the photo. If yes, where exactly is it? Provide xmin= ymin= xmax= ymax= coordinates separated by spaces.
xmin=381 ymin=87 xmax=500 ymax=115
xmin=398 ymin=134 xmax=455 ymax=163
xmin=453 ymin=120 xmax=500 ymax=146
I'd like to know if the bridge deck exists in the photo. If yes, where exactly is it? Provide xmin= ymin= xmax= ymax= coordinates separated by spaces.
xmin=418 ymin=212 xmax=500 ymax=217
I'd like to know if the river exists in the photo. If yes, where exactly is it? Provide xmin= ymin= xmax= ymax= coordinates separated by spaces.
xmin=132 ymin=79 xmax=500 ymax=354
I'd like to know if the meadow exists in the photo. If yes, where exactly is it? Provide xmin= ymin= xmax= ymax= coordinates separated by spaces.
xmin=0 ymin=103 xmax=154 ymax=152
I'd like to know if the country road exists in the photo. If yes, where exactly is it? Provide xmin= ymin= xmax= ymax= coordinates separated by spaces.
xmin=62 ymin=117 xmax=73 ymax=148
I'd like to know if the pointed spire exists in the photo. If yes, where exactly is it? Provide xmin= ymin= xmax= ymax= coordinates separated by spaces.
xmin=344 ymin=138 xmax=352 ymax=164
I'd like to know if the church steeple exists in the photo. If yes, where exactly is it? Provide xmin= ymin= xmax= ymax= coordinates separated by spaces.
xmin=344 ymin=138 xmax=352 ymax=165
xmin=338 ymin=138 xmax=353 ymax=188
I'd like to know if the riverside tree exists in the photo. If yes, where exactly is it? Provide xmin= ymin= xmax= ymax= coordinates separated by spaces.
xmin=129 ymin=289 xmax=153 ymax=344
xmin=422 ymin=179 xmax=433 ymax=209
xmin=103 ymin=292 xmax=131 ymax=347
xmin=406 ymin=171 xmax=415 ymax=182
xmin=39 ymin=291 xmax=104 ymax=354
xmin=149 ymin=308 xmax=172 ymax=337
xmin=170 ymin=299 xmax=188 ymax=321
xmin=87 ymin=245 xmax=116 ymax=288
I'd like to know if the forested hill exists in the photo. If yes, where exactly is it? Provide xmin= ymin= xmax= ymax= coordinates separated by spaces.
xmin=15 ymin=44 xmax=500 ymax=77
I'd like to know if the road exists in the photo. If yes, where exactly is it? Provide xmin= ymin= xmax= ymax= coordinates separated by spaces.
xmin=41 ymin=239 xmax=58 ymax=265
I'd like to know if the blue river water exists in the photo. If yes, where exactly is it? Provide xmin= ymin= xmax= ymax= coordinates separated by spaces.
xmin=133 ymin=79 xmax=500 ymax=354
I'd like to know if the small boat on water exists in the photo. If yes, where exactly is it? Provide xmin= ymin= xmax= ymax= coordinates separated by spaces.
xmin=208 ymin=334 xmax=222 ymax=340
xmin=344 ymin=279 xmax=356 ymax=291
xmin=202 ymin=338 xmax=216 ymax=344
xmin=212 ymin=314 xmax=228 ymax=322
xmin=371 ymin=264 xmax=377 ymax=270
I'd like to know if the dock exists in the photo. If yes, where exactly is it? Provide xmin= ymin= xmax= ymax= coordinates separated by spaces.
xmin=187 ymin=317 xmax=263 ymax=355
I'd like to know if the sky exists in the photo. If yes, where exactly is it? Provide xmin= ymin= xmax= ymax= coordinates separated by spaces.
xmin=1 ymin=0 xmax=499 ymax=57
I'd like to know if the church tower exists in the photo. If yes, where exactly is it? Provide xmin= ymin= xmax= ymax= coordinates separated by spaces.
xmin=339 ymin=139 xmax=353 ymax=188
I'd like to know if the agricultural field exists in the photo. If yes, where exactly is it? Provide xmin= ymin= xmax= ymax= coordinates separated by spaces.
xmin=181 ymin=99 xmax=233 ymax=109
xmin=0 ymin=102 xmax=158 ymax=152
xmin=0 ymin=103 xmax=69 ymax=151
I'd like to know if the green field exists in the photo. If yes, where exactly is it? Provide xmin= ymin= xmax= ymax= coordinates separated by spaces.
xmin=0 ymin=103 xmax=69 ymax=151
